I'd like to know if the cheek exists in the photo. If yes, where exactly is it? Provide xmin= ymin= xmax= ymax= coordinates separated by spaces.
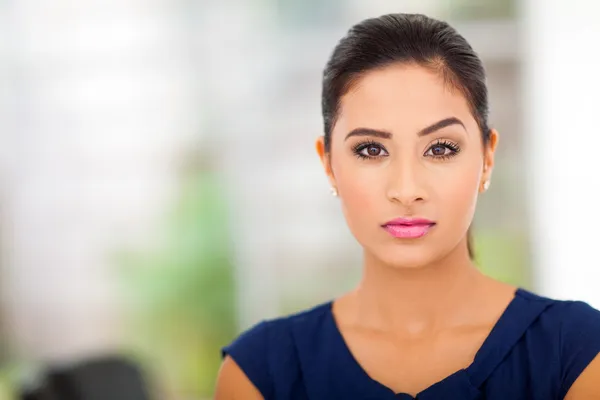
xmin=433 ymin=163 xmax=480 ymax=225
xmin=332 ymin=160 xmax=385 ymax=227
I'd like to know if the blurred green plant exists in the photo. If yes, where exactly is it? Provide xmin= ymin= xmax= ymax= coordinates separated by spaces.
xmin=474 ymin=228 xmax=531 ymax=288
xmin=0 ymin=364 xmax=21 ymax=400
xmin=117 ymin=166 xmax=236 ymax=399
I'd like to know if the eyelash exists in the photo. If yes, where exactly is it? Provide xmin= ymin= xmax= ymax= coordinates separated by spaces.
xmin=351 ymin=139 xmax=461 ymax=160
xmin=352 ymin=140 xmax=389 ymax=160
xmin=425 ymin=139 xmax=461 ymax=160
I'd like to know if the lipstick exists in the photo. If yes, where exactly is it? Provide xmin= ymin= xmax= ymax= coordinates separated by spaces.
xmin=382 ymin=218 xmax=436 ymax=239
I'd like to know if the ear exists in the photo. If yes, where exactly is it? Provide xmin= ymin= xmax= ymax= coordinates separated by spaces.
xmin=315 ymin=136 xmax=337 ymax=189
xmin=480 ymin=129 xmax=499 ymax=193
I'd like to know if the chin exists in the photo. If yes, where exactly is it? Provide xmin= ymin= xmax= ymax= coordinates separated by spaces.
xmin=372 ymin=245 xmax=439 ymax=269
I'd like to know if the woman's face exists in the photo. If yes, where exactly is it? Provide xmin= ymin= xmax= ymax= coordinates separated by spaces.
xmin=317 ymin=64 xmax=497 ymax=268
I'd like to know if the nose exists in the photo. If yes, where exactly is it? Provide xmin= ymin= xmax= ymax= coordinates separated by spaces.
xmin=386 ymin=157 xmax=426 ymax=206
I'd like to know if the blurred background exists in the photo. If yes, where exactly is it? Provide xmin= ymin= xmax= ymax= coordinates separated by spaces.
xmin=0 ymin=0 xmax=598 ymax=399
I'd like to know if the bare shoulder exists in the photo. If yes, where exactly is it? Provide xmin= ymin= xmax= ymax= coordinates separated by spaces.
xmin=214 ymin=355 xmax=264 ymax=400
xmin=565 ymin=353 xmax=600 ymax=399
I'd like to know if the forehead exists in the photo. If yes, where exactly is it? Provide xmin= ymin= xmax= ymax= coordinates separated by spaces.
xmin=335 ymin=64 xmax=476 ymax=134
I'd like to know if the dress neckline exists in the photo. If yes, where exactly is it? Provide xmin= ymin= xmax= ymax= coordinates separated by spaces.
xmin=325 ymin=288 xmax=540 ymax=399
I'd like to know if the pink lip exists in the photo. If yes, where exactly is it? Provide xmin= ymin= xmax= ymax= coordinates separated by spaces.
xmin=382 ymin=218 xmax=436 ymax=239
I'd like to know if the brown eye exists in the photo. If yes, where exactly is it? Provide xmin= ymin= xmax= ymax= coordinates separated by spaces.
xmin=365 ymin=145 xmax=382 ymax=157
xmin=425 ymin=140 xmax=460 ymax=159
xmin=353 ymin=141 xmax=389 ymax=159
xmin=430 ymin=145 xmax=448 ymax=156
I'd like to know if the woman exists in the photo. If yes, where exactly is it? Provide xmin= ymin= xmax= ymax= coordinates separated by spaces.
xmin=215 ymin=13 xmax=600 ymax=399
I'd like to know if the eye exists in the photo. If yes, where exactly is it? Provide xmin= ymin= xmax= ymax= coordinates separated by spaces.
xmin=353 ymin=141 xmax=389 ymax=159
xmin=362 ymin=145 xmax=385 ymax=157
xmin=424 ymin=140 xmax=460 ymax=159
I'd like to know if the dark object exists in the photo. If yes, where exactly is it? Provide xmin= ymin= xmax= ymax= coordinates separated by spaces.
xmin=21 ymin=356 xmax=152 ymax=400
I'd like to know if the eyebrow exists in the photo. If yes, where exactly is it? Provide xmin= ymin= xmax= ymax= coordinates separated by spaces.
xmin=418 ymin=117 xmax=466 ymax=136
xmin=344 ymin=117 xmax=466 ymax=141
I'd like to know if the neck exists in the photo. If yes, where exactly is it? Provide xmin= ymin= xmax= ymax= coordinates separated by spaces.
xmin=353 ymin=238 xmax=485 ymax=335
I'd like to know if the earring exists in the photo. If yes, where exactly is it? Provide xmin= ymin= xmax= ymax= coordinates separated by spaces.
xmin=482 ymin=180 xmax=490 ymax=191
xmin=330 ymin=187 xmax=338 ymax=197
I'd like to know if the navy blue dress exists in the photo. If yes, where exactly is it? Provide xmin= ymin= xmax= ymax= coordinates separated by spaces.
xmin=222 ymin=288 xmax=600 ymax=399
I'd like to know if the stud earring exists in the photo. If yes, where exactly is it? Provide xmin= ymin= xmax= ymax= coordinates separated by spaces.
xmin=482 ymin=180 xmax=490 ymax=191
xmin=330 ymin=187 xmax=338 ymax=197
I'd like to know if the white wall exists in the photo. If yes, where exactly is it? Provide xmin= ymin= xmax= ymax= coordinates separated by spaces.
xmin=0 ymin=0 xmax=196 ymax=362
xmin=522 ymin=0 xmax=600 ymax=307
